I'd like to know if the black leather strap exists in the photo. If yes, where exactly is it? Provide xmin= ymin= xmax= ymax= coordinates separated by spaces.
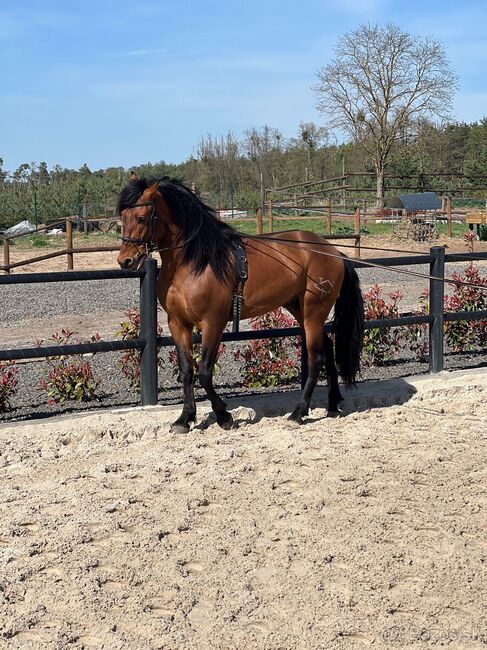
xmin=231 ymin=242 xmax=248 ymax=332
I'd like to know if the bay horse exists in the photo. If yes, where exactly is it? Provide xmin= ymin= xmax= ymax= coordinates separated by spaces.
xmin=117 ymin=175 xmax=364 ymax=433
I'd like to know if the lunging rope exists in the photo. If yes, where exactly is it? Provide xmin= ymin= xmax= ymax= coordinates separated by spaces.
xmin=246 ymin=234 xmax=487 ymax=293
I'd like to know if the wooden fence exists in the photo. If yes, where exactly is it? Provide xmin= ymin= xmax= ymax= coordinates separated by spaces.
xmin=2 ymin=201 xmax=482 ymax=274
xmin=1 ymin=218 xmax=120 ymax=275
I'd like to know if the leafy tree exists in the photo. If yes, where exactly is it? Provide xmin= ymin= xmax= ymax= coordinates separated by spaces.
xmin=464 ymin=118 xmax=487 ymax=190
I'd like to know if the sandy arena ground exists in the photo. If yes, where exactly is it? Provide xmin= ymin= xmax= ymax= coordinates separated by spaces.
xmin=0 ymin=369 xmax=486 ymax=649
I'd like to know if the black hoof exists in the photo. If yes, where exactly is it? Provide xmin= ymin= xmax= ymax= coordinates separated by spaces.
xmin=217 ymin=413 xmax=234 ymax=430
xmin=326 ymin=409 xmax=342 ymax=418
xmin=288 ymin=411 xmax=304 ymax=425
xmin=170 ymin=422 xmax=191 ymax=434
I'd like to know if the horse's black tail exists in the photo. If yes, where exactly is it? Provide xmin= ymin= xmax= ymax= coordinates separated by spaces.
xmin=333 ymin=259 xmax=364 ymax=386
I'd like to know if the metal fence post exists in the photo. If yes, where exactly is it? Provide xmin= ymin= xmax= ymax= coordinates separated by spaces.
xmin=429 ymin=246 xmax=445 ymax=373
xmin=139 ymin=257 xmax=158 ymax=405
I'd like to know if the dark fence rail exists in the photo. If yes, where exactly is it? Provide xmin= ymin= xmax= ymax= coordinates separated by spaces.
xmin=0 ymin=249 xmax=486 ymax=407
xmin=0 ymin=261 xmax=159 ymax=405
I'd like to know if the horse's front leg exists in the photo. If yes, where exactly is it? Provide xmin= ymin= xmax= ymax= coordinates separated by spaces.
xmin=199 ymin=327 xmax=233 ymax=430
xmin=169 ymin=319 xmax=196 ymax=434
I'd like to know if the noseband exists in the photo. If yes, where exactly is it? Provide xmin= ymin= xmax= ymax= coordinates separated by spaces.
xmin=120 ymin=201 xmax=158 ymax=253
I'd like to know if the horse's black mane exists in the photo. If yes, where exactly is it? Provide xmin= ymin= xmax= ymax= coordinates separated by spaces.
xmin=118 ymin=176 xmax=243 ymax=283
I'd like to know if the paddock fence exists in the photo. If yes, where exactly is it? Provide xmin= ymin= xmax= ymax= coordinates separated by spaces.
xmin=1 ymin=218 xmax=120 ymax=275
xmin=2 ymin=200 xmax=485 ymax=275
xmin=0 ymin=249 xmax=486 ymax=410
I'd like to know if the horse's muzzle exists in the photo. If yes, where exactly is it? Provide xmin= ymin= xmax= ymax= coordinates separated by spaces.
xmin=118 ymin=252 xmax=146 ymax=271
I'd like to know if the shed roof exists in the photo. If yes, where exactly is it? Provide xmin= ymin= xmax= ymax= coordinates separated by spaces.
xmin=386 ymin=192 xmax=441 ymax=212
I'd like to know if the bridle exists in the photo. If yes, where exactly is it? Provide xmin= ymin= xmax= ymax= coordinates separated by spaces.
xmin=120 ymin=200 xmax=158 ymax=254
xmin=119 ymin=197 xmax=205 ymax=257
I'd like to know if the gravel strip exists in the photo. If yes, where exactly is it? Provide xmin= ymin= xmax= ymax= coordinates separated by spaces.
xmin=2 ymin=278 xmax=140 ymax=323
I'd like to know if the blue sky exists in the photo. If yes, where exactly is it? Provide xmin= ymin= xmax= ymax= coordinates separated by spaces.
xmin=1 ymin=0 xmax=487 ymax=173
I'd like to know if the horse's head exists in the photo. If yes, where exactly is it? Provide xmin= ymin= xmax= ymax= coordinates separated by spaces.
xmin=117 ymin=174 xmax=164 ymax=270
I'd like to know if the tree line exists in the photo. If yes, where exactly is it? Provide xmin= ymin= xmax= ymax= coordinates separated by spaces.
xmin=1 ymin=117 xmax=487 ymax=229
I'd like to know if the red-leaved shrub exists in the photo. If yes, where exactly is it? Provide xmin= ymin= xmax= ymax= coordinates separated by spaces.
xmin=234 ymin=308 xmax=300 ymax=387
xmin=37 ymin=329 xmax=101 ymax=404
xmin=0 ymin=361 xmax=19 ymax=412
xmin=116 ymin=308 xmax=164 ymax=391
xmin=362 ymin=285 xmax=403 ymax=366
xmin=444 ymin=263 xmax=487 ymax=351
xmin=404 ymin=288 xmax=430 ymax=362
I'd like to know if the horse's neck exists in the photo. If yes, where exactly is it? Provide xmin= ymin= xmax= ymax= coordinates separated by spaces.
xmin=157 ymin=224 xmax=183 ymax=277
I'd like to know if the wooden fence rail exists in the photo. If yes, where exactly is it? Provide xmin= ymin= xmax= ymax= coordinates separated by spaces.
xmin=1 ymin=218 xmax=121 ymax=274
xmin=2 ymin=203 xmax=480 ymax=274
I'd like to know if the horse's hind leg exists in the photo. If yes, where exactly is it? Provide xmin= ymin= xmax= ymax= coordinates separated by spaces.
xmin=323 ymin=333 xmax=343 ymax=416
xmin=199 ymin=327 xmax=233 ymax=430
xmin=288 ymin=317 xmax=325 ymax=424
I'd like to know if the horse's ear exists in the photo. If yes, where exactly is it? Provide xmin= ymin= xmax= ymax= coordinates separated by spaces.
xmin=129 ymin=170 xmax=139 ymax=181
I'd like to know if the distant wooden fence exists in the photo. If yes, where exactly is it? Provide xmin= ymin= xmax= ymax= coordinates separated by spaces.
xmin=5 ymin=200 xmax=478 ymax=274
xmin=1 ymin=208 xmax=363 ymax=274
xmin=217 ymin=204 xmax=362 ymax=255
xmin=1 ymin=218 xmax=120 ymax=275
xmin=5 ymin=197 xmax=485 ymax=275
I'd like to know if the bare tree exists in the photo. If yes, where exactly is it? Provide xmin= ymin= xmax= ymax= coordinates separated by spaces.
xmin=243 ymin=125 xmax=284 ymax=187
xmin=313 ymin=23 xmax=458 ymax=205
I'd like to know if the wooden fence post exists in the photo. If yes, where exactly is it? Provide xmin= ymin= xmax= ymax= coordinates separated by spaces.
xmin=326 ymin=198 xmax=332 ymax=234
xmin=446 ymin=196 xmax=452 ymax=238
xmin=354 ymin=206 xmax=361 ymax=258
xmin=3 ymin=238 xmax=10 ymax=275
xmin=268 ymin=200 xmax=273 ymax=233
xmin=66 ymin=219 xmax=74 ymax=270
xmin=139 ymin=258 xmax=159 ymax=406
xmin=256 ymin=208 xmax=263 ymax=235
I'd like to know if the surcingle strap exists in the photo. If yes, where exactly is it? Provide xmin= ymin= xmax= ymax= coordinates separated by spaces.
xmin=231 ymin=242 xmax=248 ymax=333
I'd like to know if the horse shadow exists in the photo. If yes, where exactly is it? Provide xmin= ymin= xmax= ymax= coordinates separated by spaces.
xmin=193 ymin=376 xmax=418 ymax=430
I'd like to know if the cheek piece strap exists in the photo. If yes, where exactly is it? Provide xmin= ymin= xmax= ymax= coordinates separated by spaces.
xmin=119 ymin=201 xmax=158 ymax=254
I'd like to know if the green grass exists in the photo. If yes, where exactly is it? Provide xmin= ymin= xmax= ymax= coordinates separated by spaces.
xmin=25 ymin=234 xmax=51 ymax=248
xmin=226 ymin=217 xmax=470 ymax=239
xmin=10 ymin=229 xmax=120 ymax=251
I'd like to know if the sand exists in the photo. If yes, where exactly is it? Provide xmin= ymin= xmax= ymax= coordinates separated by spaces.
xmin=0 ymin=369 xmax=486 ymax=649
